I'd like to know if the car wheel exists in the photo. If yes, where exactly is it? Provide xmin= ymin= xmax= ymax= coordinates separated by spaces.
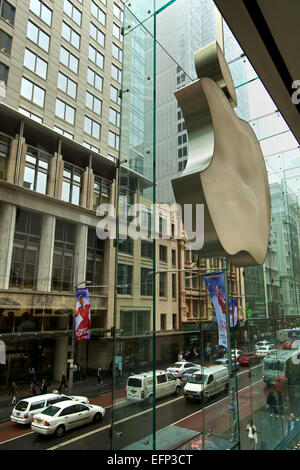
xmin=174 ymin=385 xmax=181 ymax=396
xmin=55 ymin=424 xmax=65 ymax=438
xmin=147 ymin=394 xmax=153 ymax=405
xmin=93 ymin=412 xmax=103 ymax=424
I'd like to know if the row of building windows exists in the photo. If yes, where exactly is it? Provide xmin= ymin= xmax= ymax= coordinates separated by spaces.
xmin=10 ymin=210 xmax=104 ymax=292
xmin=0 ymin=135 xmax=111 ymax=209
xmin=117 ymin=264 xmax=177 ymax=299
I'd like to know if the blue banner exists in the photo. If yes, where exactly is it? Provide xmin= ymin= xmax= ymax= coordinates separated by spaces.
xmin=75 ymin=288 xmax=91 ymax=341
xmin=202 ymin=272 xmax=227 ymax=348
xmin=229 ymin=298 xmax=238 ymax=327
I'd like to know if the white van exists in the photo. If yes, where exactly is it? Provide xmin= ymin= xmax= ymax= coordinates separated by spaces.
xmin=126 ymin=371 xmax=181 ymax=404
xmin=10 ymin=393 xmax=88 ymax=425
xmin=183 ymin=365 xmax=229 ymax=401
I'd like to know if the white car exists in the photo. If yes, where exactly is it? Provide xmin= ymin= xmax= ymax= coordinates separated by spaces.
xmin=255 ymin=340 xmax=274 ymax=350
xmin=166 ymin=361 xmax=196 ymax=378
xmin=11 ymin=393 xmax=89 ymax=425
xmin=256 ymin=345 xmax=276 ymax=358
xmin=31 ymin=400 xmax=105 ymax=437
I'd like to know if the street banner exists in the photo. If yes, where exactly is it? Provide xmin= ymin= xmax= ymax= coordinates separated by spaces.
xmin=229 ymin=297 xmax=238 ymax=327
xmin=202 ymin=272 xmax=228 ymax=348
xmin=75 ymin=288 xmax=91 ymax=341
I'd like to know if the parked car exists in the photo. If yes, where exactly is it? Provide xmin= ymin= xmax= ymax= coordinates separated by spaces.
xmin=255 ymin=340 xmax=274 ymax=350
xmin=237 ymin=352 xmax=260 ymax=366
xmin=183 ymin=365 xmax=229 ymax=401
xmin=11 ymin=393 xmax=89 ymax=425
xmin=166 ymin=361 xmax=196 ymax=378
xmin=214 ymin=357 xmax=240 ymax=371
xmin=126 ymin=371 xmax=181 ymax=404
xmin=31 ymin=400 xmax=105 ymax=437
xmin=256 ymin=345 xmax=277 ymax=358
xmin=181 ymin=366 xmax=203 ymax=385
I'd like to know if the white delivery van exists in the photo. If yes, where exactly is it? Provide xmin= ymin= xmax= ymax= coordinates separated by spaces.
xmin=183 ymin=365 xmax=229 ymax=401
xmin=126 ymin=370 xmax=181 ymax=404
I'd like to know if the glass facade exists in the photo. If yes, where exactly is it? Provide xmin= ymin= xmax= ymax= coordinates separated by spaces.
xmin=0 ymin=0 xmax=299 ymax=453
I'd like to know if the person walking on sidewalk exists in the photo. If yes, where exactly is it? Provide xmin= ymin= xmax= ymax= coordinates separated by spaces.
xmin=96 ymin=367 xmax=103 ymax=386
xmin=246 ymin=419 xmax=258 ymax=450
xmin=267 ymin=390 xmax=278 ymax=417
xmin=58 ymin=372 xmax=69 ymax=394
xmin=8 ymin=381 xmax=18 ymax=406
xmin=40 ymin=378 xmax=48 ymax=394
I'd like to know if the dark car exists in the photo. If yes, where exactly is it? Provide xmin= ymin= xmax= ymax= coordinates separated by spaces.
xmin=237 ymin=352 xmax=260 ymax=366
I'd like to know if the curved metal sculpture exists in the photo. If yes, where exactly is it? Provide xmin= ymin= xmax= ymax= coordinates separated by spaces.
xmin=171 ymin=42 xmax=270 ymax=267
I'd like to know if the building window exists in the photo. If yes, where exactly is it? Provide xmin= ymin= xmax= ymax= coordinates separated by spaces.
xmin=159 ymin=244 xmax=167 ymax=263
xmin=82 ymin=141 xmax=99 ymax=153
xmin=87 ymin=67 xmax=103 ymax=92
xmin=84 ymin=116 xmax=100 ymax=139
xmin=141 ymin=267 xmax=152 ymax=296
xmin=61 ymin=163 xmax=82 ymax=205
xmin=110 ymin=85 xmax=121 ymax=105
xmin=0 ymin=61 xmax=8 ymax=84
xmin=54 ymin=126 xmax=73 ymax=139
xmin=118 ymin=238 xmax=134 ymax=255
xmin=90 ymin=22 xmax=105 ymax=48
xmin=93 ymin=175 xmax=110 ymax=210
xmin=117 ymin=264 xmax=132 ymax=295
xmin=21 ymin=77 xmax=45 ymax=107
xmin=91 ymin=1 xmax=106 ymax=26
xmin=109 ymin=107 xmax=120 ymax=127
xmin=29 ymin=0 xmax=52 ymax=26
xmin=86 ymin=91 xmax=102 ymax=115
xmin=112 ymin=22 xmax=122 ymax=41
xmin=112 ymin=43 xmax=122 ymax=62
xmin=60 ymin=46 xmax=79 ymax=74
xmin=27 ymin=20 xmax=50 ymax=52
xmin=108 ymin=130 xmax=119 ymax=150
xmin=172 ymin=249 xmax=176 ymax=266
xmin=120 ymin=310 xmax=150 ymax=336
xmin=23 ymin=148 xmax=49 ymax=194
xmin=113 ymin=3 xmax=123 ymax=22
xmin=172 ymin=314 xmax=177 ymax=330
xmin=57 ymin=71 xmax=77 ymax=99
xmin=0 ymin=0 xmax=15 ymax=25
xmin=0 ymin=29 xmax=12 ymax=55
xmin=172 ymin=273 xmax=176 ymax=299
xmin=0 ymin=134 xmax=9 ymax=179
xmin=55 ymin=98 xmax=75 ymax=124
xmin=141 ymin=240 xmax=152 ymax=259
xmin=160 ymin=314 xmax=167 ymax=331
xmin=62 ymin=21 xmax=80 ymax=50
xmin=64 ymin=0 xmax=81 ymax=26
xmin=86 ymin=228 xmax=104 ymax=291
xmin=159 ymin=271 xmax=167 ymax=297
xmin=111 ymin=63 xmax=122 ymax=83
xmin=10 ymin=209 xmax=41 ymax=289
xmin=52 ymin=219 xmax=75 ymax=292
xmin=19 ymin=107 xmax=43 ymax=123
xmin=88 ymin=44 xmax=104 ymax=69
xmin=24 ymin=49 xmax=47 ymax=80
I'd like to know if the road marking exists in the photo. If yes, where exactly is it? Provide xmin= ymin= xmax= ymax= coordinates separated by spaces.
xmin=47 ymin=379 xmax=262 ymax=450
xmin=0 ymin=430 xmax=35 ymax=446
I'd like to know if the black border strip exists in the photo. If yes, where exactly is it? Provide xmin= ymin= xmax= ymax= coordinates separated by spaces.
xmin=243 ymin=0 xmax=300 ymax=114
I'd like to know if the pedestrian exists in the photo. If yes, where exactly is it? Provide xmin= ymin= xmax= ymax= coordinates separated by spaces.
xmin=275 ymin=379 xmax=284 ymax=411
xmin=40 ymin=378 xmax=48 ymax=394
xmin=193 ymin=347 xmax=199 ymax=363
xmin=30 ymin=380 xmax=37 ymax=395
xmin=8 ymin=381 xmax=18 ymax=406
xmin=73 ymin=363 xmax=78 ymax=381
xmin=286 ymin=413 xmax=297 ymax=434
xmin=28 ymin=366 xmax=36 ymax=383
xmin=58 ymin=372 xmax=69 ymax=394
xmin=96 ymin=367 xmax=103 ymax=386
xmin=178 ymin=351 xmax=183 ymax=361
xmin=246 ymin=419 xmax=258 ymax=450
xmin=46 ymin=364 xmax=52 ymax=385
xmin=266 ymin=390 xmax=278 ymax=417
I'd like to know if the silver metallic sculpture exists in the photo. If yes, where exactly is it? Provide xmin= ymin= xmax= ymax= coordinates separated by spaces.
xmin=171 ymin=42 xmax=270 ymax=267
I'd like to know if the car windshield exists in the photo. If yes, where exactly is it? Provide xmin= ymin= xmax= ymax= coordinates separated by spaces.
xmin=15 ymin=400 xmax=28 ymax=411
xmin=170 ymin=363 xmax=183 ymax=368
xmin=188 ymin=374 xmax=207 ymax=384
xmin=42 ymin=406 xmax=60 ymax=417
xmin=55 ymin=396 xmax=71 ymax=403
